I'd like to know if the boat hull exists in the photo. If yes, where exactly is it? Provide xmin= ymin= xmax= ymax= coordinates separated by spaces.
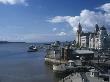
xmin=27 ymin=49 xmax=38 ymax=52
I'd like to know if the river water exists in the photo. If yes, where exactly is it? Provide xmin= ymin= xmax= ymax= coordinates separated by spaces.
xmin=0 ymin=43 xmax=59 ymax=82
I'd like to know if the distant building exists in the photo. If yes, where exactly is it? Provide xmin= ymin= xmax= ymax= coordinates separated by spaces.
xmin=76 ymin=23 xmax=110 ymax=50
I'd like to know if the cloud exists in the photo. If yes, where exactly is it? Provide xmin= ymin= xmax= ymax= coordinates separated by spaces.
xmin=97 ymin=3 xmax=110 ymax=13
xmin=52 ymin=28 xmax=57 ymax=32
xmin=48 ymin=16 xmax=71 ymax=23
xmin=56 ymin=32 xmax=67 ymax=36
xmin=0 ymin=0 xmax=28 ymax=6
xmin=48 ymin=3 xmax=110 ymax=33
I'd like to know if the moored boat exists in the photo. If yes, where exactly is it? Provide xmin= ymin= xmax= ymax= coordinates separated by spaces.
xmin=27 ymin=45 xmax=38 ymax=52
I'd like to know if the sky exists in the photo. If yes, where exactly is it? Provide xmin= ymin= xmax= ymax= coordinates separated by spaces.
xmin=0 ymin=0 xmax=110 ymax=42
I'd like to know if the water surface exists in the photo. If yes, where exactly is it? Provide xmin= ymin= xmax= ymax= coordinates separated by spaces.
xmin=0 ymin=43 xmax=58 ymax=82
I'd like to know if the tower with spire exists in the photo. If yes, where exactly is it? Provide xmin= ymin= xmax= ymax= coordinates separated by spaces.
xmin=76 ymin=23 xmax=82 ymax=47
xmin=94 ymin=24 xmax=99 ymax=33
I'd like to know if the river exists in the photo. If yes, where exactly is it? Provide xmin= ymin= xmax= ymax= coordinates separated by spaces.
xmin=0 ymin=43 xmax=59 ymax=82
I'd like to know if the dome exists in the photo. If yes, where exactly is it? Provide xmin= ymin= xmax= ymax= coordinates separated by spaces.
xmin=100 ymin=26 xmax=106 ymax=30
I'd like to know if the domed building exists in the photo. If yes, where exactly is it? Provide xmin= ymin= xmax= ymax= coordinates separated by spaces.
xmin=76 ymin=23 xmax=110 ymax=50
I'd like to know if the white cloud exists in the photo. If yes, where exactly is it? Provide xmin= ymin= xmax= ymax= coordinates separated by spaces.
xmin=0 ymin=0 xmax=28 ymax=6
xmin=48 ymin=3 xmax=110 ymax=33
xmin=97 ymin=3 xmax=110 ymax=13
xmin=52 ymin=28 xmax=57 ymax=32
xmin=56 ymin=32 xmax=67 ymax=36
xmin=48 ymin=16 xmax=71 ymax=23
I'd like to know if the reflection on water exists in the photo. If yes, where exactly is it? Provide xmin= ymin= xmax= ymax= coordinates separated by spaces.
xmin=0 ymin=43 xmax=60 ymax=82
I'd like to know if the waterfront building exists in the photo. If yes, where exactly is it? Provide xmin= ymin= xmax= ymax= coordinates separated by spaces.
xmin=59 ymin=72 xmax=110 ymax=82
xmin=63 ymin=46 xmax=73 ymax=60
xmin=72 ymin=50 xmax=94 ymax=60
xmin=76 ymin=23 xmax=110 ymax=50
xmin=80 ymin=34 xmax=89 ymax=48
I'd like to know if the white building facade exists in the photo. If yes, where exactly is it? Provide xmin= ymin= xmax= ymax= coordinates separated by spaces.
xmin=76 ymin=23 xmax=110 ymax=50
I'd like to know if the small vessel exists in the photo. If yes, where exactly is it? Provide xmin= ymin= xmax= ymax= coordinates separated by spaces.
xmin=27 ymin=45 xmax=38 ymax=52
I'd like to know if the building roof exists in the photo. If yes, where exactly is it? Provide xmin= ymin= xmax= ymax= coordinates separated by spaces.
xmin=104 ymin=60 xmax=110 ymax=65
xmin=68 ymin=60 xmax=74 ymax=63
xmin=100 ymin=26 xmax=106 ymax=30
xmin=75 ymin=50 xmax=94 ymax=54
xmin=81 ymin=32 xmax=96 ymax=37
xmin=81 ymin=32 xmax=91 ymax=36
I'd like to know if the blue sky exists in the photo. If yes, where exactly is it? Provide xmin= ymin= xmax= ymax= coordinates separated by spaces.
xmin=0 ymin=0 xmax=110 ymax=42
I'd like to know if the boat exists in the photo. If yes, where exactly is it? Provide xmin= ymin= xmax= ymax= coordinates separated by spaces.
xmin=27 ymin=45 xmax=38 ymax=52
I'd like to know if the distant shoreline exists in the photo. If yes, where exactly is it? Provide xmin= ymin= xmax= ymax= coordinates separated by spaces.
xmin=0 ymin=41 xmax=26 ymax=43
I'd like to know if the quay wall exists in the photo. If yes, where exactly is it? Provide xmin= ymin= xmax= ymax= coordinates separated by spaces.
xmin=45 ymin=58 xmax=67 ymax=64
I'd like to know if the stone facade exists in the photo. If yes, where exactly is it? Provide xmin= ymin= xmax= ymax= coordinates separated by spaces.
xmin=76 ymin=23 xmax=110 ymax=50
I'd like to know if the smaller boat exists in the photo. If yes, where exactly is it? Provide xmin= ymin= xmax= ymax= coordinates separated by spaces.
xmin=27 ymin=45 xmax=38 ymax=52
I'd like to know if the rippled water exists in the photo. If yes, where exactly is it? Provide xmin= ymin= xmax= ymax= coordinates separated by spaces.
xmin=0 ymin=43 xmax=58 ymax=82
